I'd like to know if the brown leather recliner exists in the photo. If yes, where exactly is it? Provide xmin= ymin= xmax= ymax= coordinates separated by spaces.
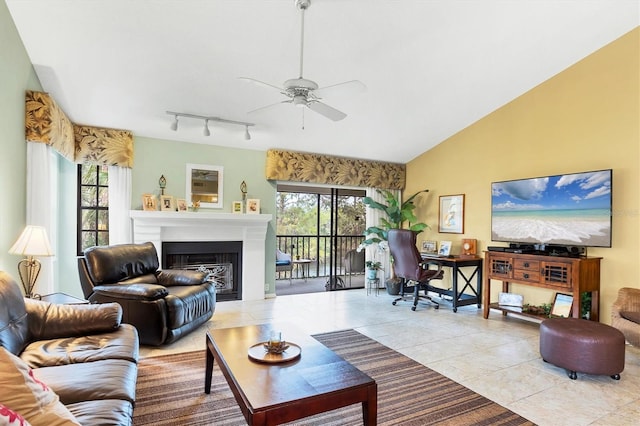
xmin=78 ymin=241 xmax=216 ymax=346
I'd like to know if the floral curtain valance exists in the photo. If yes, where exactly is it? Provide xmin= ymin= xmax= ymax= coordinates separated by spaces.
xmin=25 ymin=91 xmax=133 ymax=168
xmin=265 ymin=149 xmax=405 ymax=190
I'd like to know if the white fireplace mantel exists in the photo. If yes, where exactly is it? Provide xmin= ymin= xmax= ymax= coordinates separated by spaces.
xmin=130 ymin=210 xmax=272 ymax=301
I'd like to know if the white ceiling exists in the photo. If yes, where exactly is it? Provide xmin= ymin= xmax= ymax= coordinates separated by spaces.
xmin=6 ymin=0 xmax=639 ymax=163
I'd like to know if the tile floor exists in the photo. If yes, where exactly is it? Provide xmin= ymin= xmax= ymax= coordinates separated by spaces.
xmin=140 ymin=289 xmax=640 ymax=426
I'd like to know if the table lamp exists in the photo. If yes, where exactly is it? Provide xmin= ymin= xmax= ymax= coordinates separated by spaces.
xmin=8 ymin=225 xmax=54 ymax=298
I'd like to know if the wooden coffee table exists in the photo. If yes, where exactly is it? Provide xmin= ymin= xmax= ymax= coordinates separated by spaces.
xmin=205 ymin=323 xmax=377 ymax=425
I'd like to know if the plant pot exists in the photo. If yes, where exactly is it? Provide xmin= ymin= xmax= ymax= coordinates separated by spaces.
xmin=385 ymin=278 xmax=402 ymax=296
xmin=366 ymin=268 xmax=378 ymax=280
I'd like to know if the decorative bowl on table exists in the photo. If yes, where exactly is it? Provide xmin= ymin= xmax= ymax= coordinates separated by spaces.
xmin=263 ymin=341 xmax=290 ymax=354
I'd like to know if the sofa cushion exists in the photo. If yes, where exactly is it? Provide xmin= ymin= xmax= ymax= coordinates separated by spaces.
xmin=0 ymin=403 xmax=31 ymax=426
xmin=24 ymin=299 xmax=122 ymax=341
xmin=0 ymin=272 xmax=30 ymax=356
xmin=0 ymin=348 xmax=80 ymax=426
xmin=620 ymin=311 xmax=640 ymax=324
xmin=32 ymin=359 xmax=137 ymax=406
xmin=20 ymin=324 xmax=139 ymax=368
xmin=66 ymin=399 xmax=133 ymax=426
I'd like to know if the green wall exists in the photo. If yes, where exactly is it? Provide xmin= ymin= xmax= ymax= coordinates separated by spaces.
xmin=0 ymin=1 xmax=42 ymax=279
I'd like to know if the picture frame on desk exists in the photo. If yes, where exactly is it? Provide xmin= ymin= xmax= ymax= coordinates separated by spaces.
xmin=421 ymin=240 xmax=437 ymax=254
xmin=439 ymin=194 xmax=464 ymax=234
xmin=551 ymin=293 xmax=573 ymax=318
xmin=438 ymin=241 xmax=452 ymax=256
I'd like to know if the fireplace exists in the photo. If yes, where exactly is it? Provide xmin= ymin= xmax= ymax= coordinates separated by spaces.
xmin=163 ymin=241 xmax=242 ymax=301
xmin=130 ymin=211 xmax=272 ymax=301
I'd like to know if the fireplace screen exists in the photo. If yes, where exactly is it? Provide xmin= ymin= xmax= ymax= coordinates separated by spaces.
xmin=162 ymin=241 xmax=242 ymax=301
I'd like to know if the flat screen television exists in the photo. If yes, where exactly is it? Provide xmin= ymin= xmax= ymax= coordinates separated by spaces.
xmin=491 ymin=169 xmax=612 ymax=248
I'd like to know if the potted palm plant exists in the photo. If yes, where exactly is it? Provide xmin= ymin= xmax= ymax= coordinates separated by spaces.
xmin=360 ymin=188 xmax=430 ymax=295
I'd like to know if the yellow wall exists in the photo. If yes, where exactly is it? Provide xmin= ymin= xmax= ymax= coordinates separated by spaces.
xmin=406 ymin=28 xmax=639 ymax=324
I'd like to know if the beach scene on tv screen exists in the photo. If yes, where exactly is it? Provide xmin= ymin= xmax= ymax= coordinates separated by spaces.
xmin=491 ymin=170 xmax=611 ymax=247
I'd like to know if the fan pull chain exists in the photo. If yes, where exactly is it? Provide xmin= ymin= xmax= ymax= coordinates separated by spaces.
xmin=301 ymin=108 xmax=305 ymax=130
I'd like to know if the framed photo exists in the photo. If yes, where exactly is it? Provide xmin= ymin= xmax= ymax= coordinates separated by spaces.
xmin=421 ymin=240 xmax=437 ymax=254
xmin=176 ymin=198 xmax=188 ymax=212
xmin=142 ymin=193 xmax=157 ymax=211
xmin=232 ymin=201 xmax=243 ymax=214
xmin=438 ymin=240 xmax=452 ymax=256
xmin=160 ymin=195 xmax=174 ymax=211
xmin=551 ymin=293 xmax=573 ymax=318
xmin=246 ymin=198 xmax=260 ymax=214
xmin=439 ymin=194 xmax=465 ymax=234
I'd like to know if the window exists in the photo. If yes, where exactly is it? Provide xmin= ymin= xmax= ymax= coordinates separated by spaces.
xmin=77 ymin=164 xmax=109 ymax=254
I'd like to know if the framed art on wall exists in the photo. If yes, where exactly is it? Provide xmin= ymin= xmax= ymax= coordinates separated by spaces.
xmin=439 ymin=194 xmax=465 ymax=234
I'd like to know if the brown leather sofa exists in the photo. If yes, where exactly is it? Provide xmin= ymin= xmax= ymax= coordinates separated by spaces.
xmin=0 ymin=271 xmax=139 ymax=425
xmin=78 ymin=241 xmax=216 ymax=346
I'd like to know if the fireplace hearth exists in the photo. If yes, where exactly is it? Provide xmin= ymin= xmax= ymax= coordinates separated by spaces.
xmin=163 ymin=241 xmax=242 ymax=301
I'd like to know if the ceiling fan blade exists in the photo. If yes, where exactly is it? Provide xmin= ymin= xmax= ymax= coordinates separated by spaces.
xmin=307 ymin=101 xmax=347 ymax=121
xmin=314 ymin=80 xmax=366 ymax=97
xmin=247 ymin=100 xmax=292 ymax=114
xmin=238 ymin=77 xmax=284 ymax=93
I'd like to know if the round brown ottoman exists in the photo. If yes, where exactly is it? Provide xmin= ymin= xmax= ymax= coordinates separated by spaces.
xmin=539 ymin=318 xmax=625 ymax=380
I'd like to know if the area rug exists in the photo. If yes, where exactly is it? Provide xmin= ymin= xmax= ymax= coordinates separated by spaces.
xmin=133 ymin=329 xmax=534 ymax=425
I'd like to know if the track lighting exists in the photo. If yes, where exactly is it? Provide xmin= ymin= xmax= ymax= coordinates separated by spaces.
xmin=166 ymin=111 xmax=254 ymax=140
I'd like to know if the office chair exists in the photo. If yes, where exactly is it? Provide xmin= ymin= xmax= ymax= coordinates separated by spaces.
xmin=387 ymin=229 xmax=444 ymax=311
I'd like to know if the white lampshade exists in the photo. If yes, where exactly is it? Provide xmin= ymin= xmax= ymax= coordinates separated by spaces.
xmin=9 ymin=225 xmax=54 ymax=257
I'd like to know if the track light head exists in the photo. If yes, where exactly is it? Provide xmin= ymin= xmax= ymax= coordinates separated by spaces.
xmin=203 ymin=119 xmax=211 ymax=136
xmin=170 ymin=115 xmax=178 ymax=131
xmin=244 ymin=125 xmax=251 ymax=140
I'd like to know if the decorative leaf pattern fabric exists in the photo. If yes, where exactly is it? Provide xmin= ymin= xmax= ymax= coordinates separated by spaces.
xmin=24 ymin=91 xmax=133 ymax=168
xmin=266 ymin=149 xmax=405 ymax=190
xmin=25 ymin=90 xmax=75 ymax=161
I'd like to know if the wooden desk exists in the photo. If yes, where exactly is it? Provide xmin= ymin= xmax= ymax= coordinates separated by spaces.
xmin=420 ymin=254 xmax=483 ymax=312
xmin=205 ymin=323 xmax=377 ymax=425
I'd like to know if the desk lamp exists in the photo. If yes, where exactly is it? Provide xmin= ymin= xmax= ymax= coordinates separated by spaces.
xmin=9 ymin=225 xmax=54 ymax=298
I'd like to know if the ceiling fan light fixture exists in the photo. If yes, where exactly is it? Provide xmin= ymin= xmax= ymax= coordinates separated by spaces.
xmin=203 ymin=119 xmax=211 ymax=136
xmin=293 ymin=95 xmax=307 ymax=107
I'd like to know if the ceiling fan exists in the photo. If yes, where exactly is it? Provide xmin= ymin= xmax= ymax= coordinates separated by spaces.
xmin=240 ymin=0 xmax=365 ymax=122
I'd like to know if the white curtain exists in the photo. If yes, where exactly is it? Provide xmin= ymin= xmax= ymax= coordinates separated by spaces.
xmin=365 ymin=187 xmax=400 ymax=281
xmin=108 ymin=165 xmax=132 ymax=244
xmin=26 ymin=142 xmax=57 ymax=295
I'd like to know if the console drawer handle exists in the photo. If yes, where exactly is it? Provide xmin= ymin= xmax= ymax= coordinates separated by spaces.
xmin=524 ymin=273 xmax=529 ymax=279
xmin=524 ymin=262 xmax=529 ymax=268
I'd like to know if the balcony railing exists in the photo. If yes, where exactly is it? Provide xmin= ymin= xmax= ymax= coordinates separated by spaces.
xmin=276 ymin=235 xmax=365 ymax=285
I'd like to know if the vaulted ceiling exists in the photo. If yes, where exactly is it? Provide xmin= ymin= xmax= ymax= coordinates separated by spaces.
xmin=6 ymin=0 xmax=638 ymax=163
